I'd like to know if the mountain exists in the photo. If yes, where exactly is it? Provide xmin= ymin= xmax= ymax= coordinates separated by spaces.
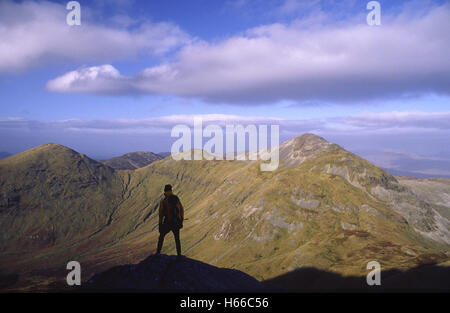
xmin=396 ymin=176 xmax=450 ymax=213
xmin=157 ymin=152 xmax=171 ymax=158
xmin=278 ymin=133 xmax=341 ymax=166
xmin=0 ymin=143 xmax=122 ymax=253
xmin=102 ymin=151 xmax=164 ymax=170
xmin=0 ymin=152 xmax=12 ymax=160
xmin=0 ymin=134 xmax=449 ymax=291
xmin=84 ymin=254 xmax=268 ymax=292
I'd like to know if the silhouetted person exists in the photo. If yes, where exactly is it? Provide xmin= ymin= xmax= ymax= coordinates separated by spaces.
xmin=156 ymin=184 xmax=184 ymax=257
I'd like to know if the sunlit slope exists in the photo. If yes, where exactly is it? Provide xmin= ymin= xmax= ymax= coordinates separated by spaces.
xmin=0 ymin=144 xmax=124 ymax=252
xmin=396 ymin=176 xmax=450 ymax=218
xmin=103 ymin=136 xmax=448 ymax=281
xmin=0 ymin=135 xmax=448 ymax=290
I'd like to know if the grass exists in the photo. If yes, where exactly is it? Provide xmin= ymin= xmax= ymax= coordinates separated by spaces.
xmin=0 ymin=137 xmax=449 ymax=291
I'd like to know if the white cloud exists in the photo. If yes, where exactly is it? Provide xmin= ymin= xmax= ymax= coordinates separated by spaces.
xmin=0 ymin=1 xmax=190 ymax=73
xmin=3 ymin=111 xmax=450 ymax=138
xmin=2 ymin=112 xmax=450 ymax=176
xmin=46 ymin=65 xmax=134 ymax=94
xmin=46 ymin=3 xmax=450 ymax=104
xmin=0 ymin=114 xmax=321 ymax=136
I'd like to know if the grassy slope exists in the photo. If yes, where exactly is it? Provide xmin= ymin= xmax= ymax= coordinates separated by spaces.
xmin=71 ymin=149 xmax=450 ymax=283
xmin=0 ymin=144 xmax=123 ymax=249
xmin=0 ymin=141 xmax=448 ymax=290
xmin=0 ymin=144 xmax=124 ymax=289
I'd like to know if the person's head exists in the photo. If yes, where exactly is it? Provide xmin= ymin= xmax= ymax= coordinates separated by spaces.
xmin=164 ymin=184 xmax=172 ymax=193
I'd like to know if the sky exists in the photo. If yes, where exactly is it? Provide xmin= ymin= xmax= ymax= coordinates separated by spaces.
xmin=0 ymin=0 xmax=449 ymax=177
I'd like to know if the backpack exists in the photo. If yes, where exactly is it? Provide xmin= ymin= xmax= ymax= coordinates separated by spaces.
xmin=163 ymin=195 xmax=182 ymax=228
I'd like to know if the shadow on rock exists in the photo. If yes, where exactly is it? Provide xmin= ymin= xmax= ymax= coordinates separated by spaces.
xmin=263 ymin=263 xmax=450 ymax=292
xmin=84 ymin=254 xmax=270 ymax=292
xmin=0 ymin=270 xmax=19 ymax=290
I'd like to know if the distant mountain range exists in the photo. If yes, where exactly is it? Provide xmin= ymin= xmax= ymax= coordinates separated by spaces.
xmin=3 ymin=147 xmax=450 ymax=178
xmin=0 ymin=133 xmax=449 ymax=291
xmin=157 ymin=152 xmax=171 ymax=158
xmin=354 ymin=148 xmax=450 ymax=178
xmin=102 ymin=151 xmax=165 ymax=170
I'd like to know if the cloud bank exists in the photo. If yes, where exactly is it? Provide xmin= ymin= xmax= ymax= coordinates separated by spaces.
xmin=46 ymin=3 xmax=450 ymax=104
xmin=1 ymin=112 xmax=450 ymax=175
xmin=0 ymin=114 xmax=321 ymax=136
xmin=0 ymin=0 xmax=190 ymax=73
xmin=2 ymin=111 xmax=450 ymax=135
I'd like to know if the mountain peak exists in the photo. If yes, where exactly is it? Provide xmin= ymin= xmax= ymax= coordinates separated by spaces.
xmin=279 ymin=133 xmax=340 ymax=167
xmin=0 ymin=143 xmax=82 ymax=167
xmin=286 ymin=133 xmax=330 ymax=147
xmin=26 ymin=143 xmax=83 ymax=157
xmin=35 ymin=143 xmax=74 ymax=151
xmin=102 ymin=151 xmax=163 ymax=170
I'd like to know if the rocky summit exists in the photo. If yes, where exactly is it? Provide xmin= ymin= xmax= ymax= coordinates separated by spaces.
xmin=279 ymin=133 xmax=340 ymax=167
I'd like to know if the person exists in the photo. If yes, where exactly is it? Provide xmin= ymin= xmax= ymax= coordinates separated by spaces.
xmin=156 ymin=184 xmax=184 ymax=257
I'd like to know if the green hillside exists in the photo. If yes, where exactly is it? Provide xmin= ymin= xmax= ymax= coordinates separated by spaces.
xmin=0 ymin=135 xmax=448 ymax=291
xmin=0 ymin=144 xmax=123 ymax=251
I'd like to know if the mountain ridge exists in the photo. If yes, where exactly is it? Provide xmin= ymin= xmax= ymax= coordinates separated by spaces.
xmin=0 ymin=133 xmax=449 ymax=291
xmin=102 ymin=151 xmax=164 ymax=170
xmin=278 ymin=133 xmax=342 ymax=167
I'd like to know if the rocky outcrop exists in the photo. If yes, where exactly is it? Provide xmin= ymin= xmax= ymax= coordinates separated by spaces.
xmin=279 ymin=133 xmax=340 ymax=167
xmin=85 ymin=254 xmax=268 ymax=292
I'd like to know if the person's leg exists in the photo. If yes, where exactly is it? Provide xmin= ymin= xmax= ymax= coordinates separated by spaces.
xmin=172 ymin=228 xmax=182 ymax=256
xmin=156 ymin=226 xmax=168 ymax=254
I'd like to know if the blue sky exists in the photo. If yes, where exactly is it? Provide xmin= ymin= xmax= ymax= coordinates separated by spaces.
xmin=0 ymin=0 xmax=449 ymax=176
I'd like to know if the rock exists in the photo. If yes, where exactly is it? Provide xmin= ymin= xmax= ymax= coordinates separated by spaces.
xmin=85 ymin=254 xmax=268 ymax=292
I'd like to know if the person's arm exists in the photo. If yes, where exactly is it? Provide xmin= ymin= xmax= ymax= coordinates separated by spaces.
xmin=159 ymin=199 xmax=164 ymax=225
xmin=178 ymin=200 xmax=184 ymax=221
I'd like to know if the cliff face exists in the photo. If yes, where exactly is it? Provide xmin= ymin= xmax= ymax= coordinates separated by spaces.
xmin=85 ymin=254 xmax=268 ymax=292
